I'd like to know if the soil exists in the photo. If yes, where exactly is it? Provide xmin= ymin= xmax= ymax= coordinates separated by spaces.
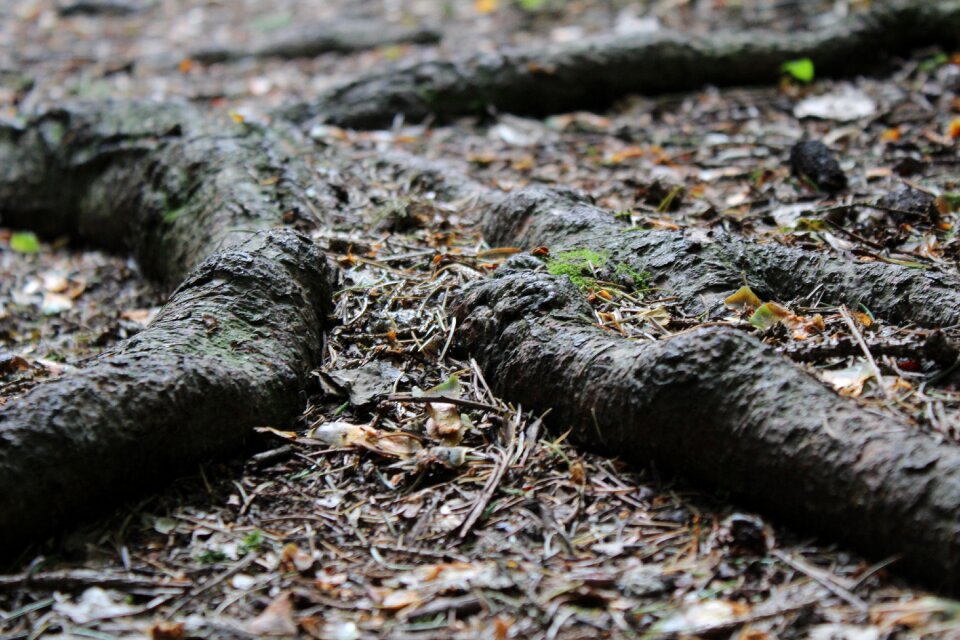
xmin=3 ymin=0 xmax=960 ymax=639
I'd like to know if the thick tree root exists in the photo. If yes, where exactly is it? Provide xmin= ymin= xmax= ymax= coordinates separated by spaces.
xmin=0 ymin=230 xmax=334 ymax=551
xmin=281 ymin=0 xmax=960 ymax=128
xmin=453 ymin=269 xmax=960 ymax=591
xmin=0 ymin=102 xmax=339 ymax=551
xmin=0 ymin=101 xmax=340 ymax=283
xmin=484 ymin=186 xmax=960 ymax=328
xmin=190 ymin=21 xmax=441 ymax=64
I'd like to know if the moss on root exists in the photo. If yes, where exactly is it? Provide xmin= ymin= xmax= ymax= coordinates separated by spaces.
xmin=545 ymin=248 xmax=650 ymax=293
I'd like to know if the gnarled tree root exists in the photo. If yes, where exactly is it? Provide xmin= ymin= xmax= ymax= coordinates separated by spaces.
xmin=454 ymin=269 xmax=960 ymax=591
xmin=0 ymin=230 xmax=334 ymax=551
xmin=281 ymin=0 xmax=960 ymax=128
xmin=0 ymin=100 xmax=341 ymax=283
xmin=484 ymin=186 xmax=960 ymax=328
xmin=0 ymin=101 xmax=339 ymax=551
xmin=190 ymin=21 xmax=441 ymax=64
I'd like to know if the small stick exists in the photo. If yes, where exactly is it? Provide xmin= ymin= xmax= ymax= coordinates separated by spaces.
xmin=839 ymin=305 xmax=891 ymax=400
xmin=385 ymin=394 xmax=501 ymax=412
xmin=0 ymin=569 xmax=190 ymax=591
xmin=772 ymin=550 xmax=869 ymax=613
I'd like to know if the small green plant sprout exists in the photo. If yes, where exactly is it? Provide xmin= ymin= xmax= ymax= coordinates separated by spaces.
xmin=781 ymin=58 xmax=815 ymax=84
xmin=10 ymin=231 xmax=40 ymax=254
xmin=240 ymin=530 xmax=264 ymax=555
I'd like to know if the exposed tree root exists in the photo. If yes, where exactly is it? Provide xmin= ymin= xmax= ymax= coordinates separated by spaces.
xmin=453 ymin=268 xmax=960 ymax=591
xmin=281 ymin=0 xmax=960 ymax=128
xmin=484 ymin=186 xmax=960 ymax=327
xmin=0 ymin=102 xmax=339 ymax=550
xmin=446 ymin=181 xmax=960 ymax=591
xmin=0 ymin=101 xmax=342 ymax=283
xmin=190 ymin=21 xmax=441 ymax=64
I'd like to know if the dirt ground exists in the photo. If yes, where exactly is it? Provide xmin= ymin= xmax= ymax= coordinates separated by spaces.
xmin=3 ymin=0 xmax=960 ymax=638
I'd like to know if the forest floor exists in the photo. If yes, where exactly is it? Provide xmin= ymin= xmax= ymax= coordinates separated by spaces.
xmin=3 ymin=0 xmax=960 ymax=638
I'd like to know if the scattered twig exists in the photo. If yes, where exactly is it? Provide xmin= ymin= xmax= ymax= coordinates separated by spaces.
xmin=772 ymin=550 xmax=869 ymax=613
xmin=385 ymin=394 xmax=502 ymax=412
xmin=839 ymin=305 xmax=891 ymax=400
xmin=0 ymin=569 xmax=190 ymax=591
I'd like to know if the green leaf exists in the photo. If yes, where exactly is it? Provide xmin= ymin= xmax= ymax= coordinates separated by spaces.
xmin=10 ymin=232 xmax=40 ymax=254
xmin=781 ymin=58 xmax=815 ymax=83
xmin=749 ymin=302 xmax=791 ymax=330
xmin=416 ymin=374 xmax=461 ymax=399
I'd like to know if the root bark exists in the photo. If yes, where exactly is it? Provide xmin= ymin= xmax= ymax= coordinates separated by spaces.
xmin=452 ymin=183 xmax=960 ymax=590
xmin=282 ymin=0 xmax=960 ymax=128
xmin=0 ymin=102 xmax=339 ymax=549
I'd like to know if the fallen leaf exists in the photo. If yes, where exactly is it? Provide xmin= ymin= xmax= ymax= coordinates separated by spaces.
xmin=248 ymin=591 xmax=297 ymax=636
xmin=808 ymin=624 xmax=878 ymax=640
xmin=150 ymin=621 xmax=185 ymax=640
xmin=375 ymin=588 xmax=421 ymax=610
xmin=821 ymin=360 xmax=873 ymax=397
xmin=121 ymin=308 xmax=157 ymax=326
xmin=281 ymin=543 xmax=315 ymax=573
xmin=725 ymin=285 xmax=762 ymax=311
xmin=655 ymin=599 xmax=751 ymax=634
xmin=794 ymin=87 xmax=876 ymax=121
xmin=749 ymin=302 xmax=791 ymax=330
xmin=310 ymin=421 xmax=422 ymax=458
xmin=425 ymin=401 xmax=466 ymax=443
xmin=41 ymin=270 xmax=68 ymax=293
xmin=255 ymin=426 xmax=299 ymax=440
xmin=41 ymin=292 xmax=73 ymax=315
xmin=53 ymin=587 xmax=137 ymax=624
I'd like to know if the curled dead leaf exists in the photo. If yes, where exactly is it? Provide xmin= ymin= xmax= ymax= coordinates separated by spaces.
xmin=248 ymin=591 xmax=297 ymax=636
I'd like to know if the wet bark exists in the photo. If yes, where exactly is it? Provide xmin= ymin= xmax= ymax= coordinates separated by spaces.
xmin=0 ymin=230 xmax=334 ymax=551
xmin=190 ymin=21 xmax=441 ymax=64
xmin=0 ymin=102 xmax=339 ymax=550
xmin=453 ymin=269 xmax=960 ymax=591
xmin=0 ymin=101 xmax=340 ymax=283
xmin=280 ymin=0 xmax=960 ymax=128
xmin=484 ymin=186 xmax=960 ymax=328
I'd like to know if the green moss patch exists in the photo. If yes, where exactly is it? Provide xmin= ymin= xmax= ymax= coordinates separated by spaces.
xmin=545 ymin=249 xmax=650 ymax=293
xmin=546 ymin=249 xmax=608 ymax=289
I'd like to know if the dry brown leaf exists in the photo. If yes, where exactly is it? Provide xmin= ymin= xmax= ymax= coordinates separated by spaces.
xmin=149 ymin=621 xmax=185 ymax=640
xmin=281 ymin=543 xmax=315 ymax=573
xmin=248 ymin=591 xmax=297 ymax=636
xmin=425 ymin=401 xmax=465 ymax=444
xmin=310 ymin=421 xmax=422 ymax=458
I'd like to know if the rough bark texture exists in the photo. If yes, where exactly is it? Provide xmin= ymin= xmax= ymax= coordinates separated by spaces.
xmin=190 ymin=21 xmax=441 ymax=64
xmin=484 ymin=186 xmax=960 ymax=328
xmin=0 ymin=100 xmax=339 ymax=283
xmin=0 ymin=230 xmax=334 ymax=551
xmin=0 ymin=102 xmax=340 ymax=550
xmin=454 ymin=269 xmax=960 ymax=591
xmin=281 ymin=0 xmax=960 ymax=128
